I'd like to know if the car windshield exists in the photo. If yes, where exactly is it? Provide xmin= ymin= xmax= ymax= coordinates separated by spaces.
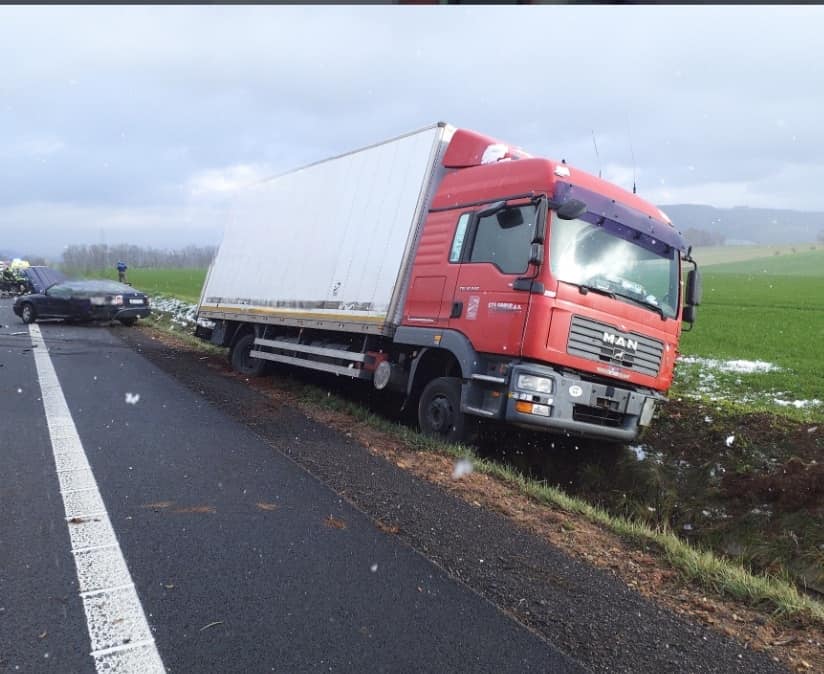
xmin=549 ymin=214 xmax=680 ymax=319
xmin=24 ymin=267 xmax=68 ymax=293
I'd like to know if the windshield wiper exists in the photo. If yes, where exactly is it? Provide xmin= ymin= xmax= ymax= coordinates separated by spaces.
xmin=612 ymin=292 xmax=667 ymax=320
xmin=575 ymin=283 xmax=615 ymax=299
xmin=569 ymin=281 xmax=668 ymax=319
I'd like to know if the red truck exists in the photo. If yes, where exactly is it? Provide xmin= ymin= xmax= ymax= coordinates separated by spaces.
xmin=195 ymin=123 xmax=701 ymax=443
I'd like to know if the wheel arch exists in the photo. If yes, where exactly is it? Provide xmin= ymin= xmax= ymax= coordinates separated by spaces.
xmin=226 ymin=321 xmax=260 ymax=349
xmin=396 ymin=327 xmax=479 ymax=401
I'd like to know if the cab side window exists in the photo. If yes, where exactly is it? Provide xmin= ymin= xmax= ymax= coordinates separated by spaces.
xmin=468 ymin=204 xmax=537 ymax=274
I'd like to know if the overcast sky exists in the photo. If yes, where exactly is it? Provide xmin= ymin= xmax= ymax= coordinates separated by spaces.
xmin=2 ymin=5 xmax=823 ymax=258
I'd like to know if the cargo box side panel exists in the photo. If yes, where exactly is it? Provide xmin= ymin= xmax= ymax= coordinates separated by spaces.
xmin=200 ymin=127 xmax=443 ymax=332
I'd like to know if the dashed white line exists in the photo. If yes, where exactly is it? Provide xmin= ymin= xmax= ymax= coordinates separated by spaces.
xmin=72 ymin=543 xmax=120 ymax=554
xmin=92 ymin=639 xmax=159 ymax=658
xmin=30 ymin=323 xmax=166 ymax=673
xmin=80 ymin=583 xmax=137 ymax=599
xmin=65 ymin=512 xmax=108 ymax=521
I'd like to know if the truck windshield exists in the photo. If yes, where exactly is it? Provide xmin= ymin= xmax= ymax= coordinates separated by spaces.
xmin=549 ymin=215 xmax=680 ymax=319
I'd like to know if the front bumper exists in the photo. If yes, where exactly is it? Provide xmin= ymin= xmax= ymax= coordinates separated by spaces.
xmin=464 ymin=362 xmax=663 ymax=442
xmin=83 ymin=305 xmax=150 ymax=321
xmin=113 ymin=307 xmax=151 ymax=320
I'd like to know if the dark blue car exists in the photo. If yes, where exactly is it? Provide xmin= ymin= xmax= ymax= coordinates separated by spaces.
xmin=13 ymin=278 xmax=151 ymax=326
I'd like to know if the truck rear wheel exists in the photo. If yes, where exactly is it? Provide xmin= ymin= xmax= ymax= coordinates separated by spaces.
xmin=230 ymin=332 xmax=269 ymax=376
xmin=418 ymin=377 xmax=469 ymax=444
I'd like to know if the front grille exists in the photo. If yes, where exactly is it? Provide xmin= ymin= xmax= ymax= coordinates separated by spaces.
xmin=572 ymin=404 xmax=625 ymax=427
xmin=567 ymin=315 xmax=663 ymax=377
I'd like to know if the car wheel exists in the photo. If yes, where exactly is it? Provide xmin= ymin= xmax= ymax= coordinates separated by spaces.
xmin=20 ymin=303 xmax=37 ymax=324
xmin=118 ymin=317 xmax=137 ymax=327
xmin=230 ymin=332 xmax=269 ymax=376
xmin=418 ymin=377 xmax=470 ymax=444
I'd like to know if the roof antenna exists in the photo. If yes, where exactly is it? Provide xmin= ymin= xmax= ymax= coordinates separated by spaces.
xmin=627 ymin=115 xmax=637 ymax=194
xmin=591 ymin=130 xmax=602 ymax=179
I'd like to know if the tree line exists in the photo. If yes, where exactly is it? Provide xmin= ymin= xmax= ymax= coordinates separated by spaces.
xmin=61 ymin=244 xmax=216 ymax=273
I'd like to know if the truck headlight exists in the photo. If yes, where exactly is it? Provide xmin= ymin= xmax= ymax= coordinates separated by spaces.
xmin=517 ymin=374 xmax=553 ymax=394
xmin=90 ymin=296 xmax=106 ymax=306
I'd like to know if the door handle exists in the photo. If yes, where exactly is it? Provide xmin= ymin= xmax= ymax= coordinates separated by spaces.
xmin=450 ymin=301 xmax=463 ymax=318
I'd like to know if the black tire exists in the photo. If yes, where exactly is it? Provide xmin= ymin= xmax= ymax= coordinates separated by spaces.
xmin=20 ymin=302 xmax=36 ymax=324
xmin=118 ymin=317 xmax=137 ymax=327
xmin=230 ymin=332 xmax=269 ymax=376
xmin=418 ymin=376 xmax=470 ymax=444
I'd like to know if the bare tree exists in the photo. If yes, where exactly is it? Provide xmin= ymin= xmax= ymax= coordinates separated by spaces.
xmin=61 ymin=244 xmax=216 ymax=273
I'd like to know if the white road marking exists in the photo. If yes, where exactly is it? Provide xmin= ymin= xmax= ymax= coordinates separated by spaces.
xmin=29 ymin=324 xmax=166 ymax=673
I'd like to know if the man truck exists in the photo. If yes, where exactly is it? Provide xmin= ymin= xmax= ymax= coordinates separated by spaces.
xmin=194 ymin=123 xmax=701 ymax=443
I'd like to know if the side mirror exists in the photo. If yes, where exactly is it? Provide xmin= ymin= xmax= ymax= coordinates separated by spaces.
xmin=529 ymin=242 xmax=544 ymax=266
xmin=685 ymin=269 xmax=702 ymax=306
xmin=682 ymin=305 xmax=697 ymax=325
xmin=555 ymin=199 xmax=587 ymax=221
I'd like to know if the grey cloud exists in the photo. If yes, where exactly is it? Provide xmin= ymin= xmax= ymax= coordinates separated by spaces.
xmin=2 ymin=5 xmax=824 ymax=256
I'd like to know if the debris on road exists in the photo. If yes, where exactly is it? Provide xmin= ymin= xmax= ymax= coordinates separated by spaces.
xmin=324 ymin=515 xmax=347 ymax=529
xmin=172 ymin=505 xmax=216 ymax=514
xmin=141 ymin=501 xmax=175 ymax=510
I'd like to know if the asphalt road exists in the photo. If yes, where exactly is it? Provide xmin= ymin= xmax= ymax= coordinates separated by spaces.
xmin=0 ymin=298 xmax=579 ymax=673
xmin=0 ymin=297 xmax=788 ymax=673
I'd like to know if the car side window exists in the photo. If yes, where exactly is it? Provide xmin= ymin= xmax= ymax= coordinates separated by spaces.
xmin=467 ymin=204 xmax=537 ymax=274
xmin=48 ymin=285 xmax=72 ymax=298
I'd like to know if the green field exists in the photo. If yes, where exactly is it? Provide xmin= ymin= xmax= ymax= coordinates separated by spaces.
xmin=676 ymin=248 xmax=824 ymax=420
xmin=702 ymin=248 xmax=824 ymax=276
xmin=691 ymin=244 xmax=821 ymax=267
xmin=82 ymin=268 xmax=207 ymax=304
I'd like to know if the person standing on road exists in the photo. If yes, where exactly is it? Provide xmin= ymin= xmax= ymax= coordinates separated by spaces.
xmin=116 ymin=260 xmax=128 ymax=283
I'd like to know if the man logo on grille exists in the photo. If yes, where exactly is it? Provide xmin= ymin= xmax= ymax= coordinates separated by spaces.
xmin=602 ymin=332 xmax=638 ymax=352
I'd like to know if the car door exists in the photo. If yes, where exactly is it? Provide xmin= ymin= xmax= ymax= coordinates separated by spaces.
xmin=43 ymin=285 xmax=73 ymax=317
xmin=447 ymin=201 xmax=540 ymax=356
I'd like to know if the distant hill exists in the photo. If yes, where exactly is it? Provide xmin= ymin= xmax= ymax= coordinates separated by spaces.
xmin=659 ymin=204 xmax=824 ymax=245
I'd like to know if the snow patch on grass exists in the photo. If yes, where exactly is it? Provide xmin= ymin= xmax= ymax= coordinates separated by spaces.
xmin=150 ymin=296 xmax=197 ymax=327
xmin=675 ymin=355 xmax=824 ymax=417
xmin=677 ymin=356 xmax=781 ymax=374
xmin=773 ymin=398 xmax=822 ymax=409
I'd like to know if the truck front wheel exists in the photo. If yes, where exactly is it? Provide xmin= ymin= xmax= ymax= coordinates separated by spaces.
xmin=230 ymin=333 xmax=269 ymax=376
xmin=418 ymin=377 xmax=469 ymax=444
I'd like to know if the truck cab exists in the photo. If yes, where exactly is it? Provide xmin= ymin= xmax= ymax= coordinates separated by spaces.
xmin=401 ymin=129 xmax=700 ymax=442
